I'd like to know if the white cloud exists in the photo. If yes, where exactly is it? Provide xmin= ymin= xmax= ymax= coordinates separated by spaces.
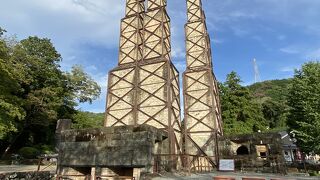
xmin=280 ymin=66 xmax=297 ymax=73
xmin=213 ymin=38 xmax=224 ymax=44
xmin=277 ymin=35 xmax=286 ymax=41
xmin=0 ymin=0 xmax=126 ymax=79
xmin=229 ymin=11 xmax=257 ymax=19
xmin=306 ymin=48 xmax=320 ymax=60
xmin=172 ymin=47 xmax=185 ymax=58
xmin=0 ymin=0 xmax=124 ymax=50
xmin=204 ymin=0 xmax=320 ymax=38
xmin=279 ymin=46 xmax=320 ymax=60
xmin=280 ymin=46 xmax=300 ymax=54
xmin=231 ymin=27 xmax=250 ymax=37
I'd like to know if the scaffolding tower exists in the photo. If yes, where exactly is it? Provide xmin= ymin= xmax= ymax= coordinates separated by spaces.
xmin=105 ymin=0 xmax=182 ymax=170
xmin=182 ymin=0 xmax=223 ymax=171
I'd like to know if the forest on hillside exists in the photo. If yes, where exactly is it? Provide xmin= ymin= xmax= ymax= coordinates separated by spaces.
xmin=220 ymin=65 xmax=320 ymax=154
xmin=248 ymin=79 xmax=291 ymax=130
xmin=219 ymin=73 xmax=288 ymax=135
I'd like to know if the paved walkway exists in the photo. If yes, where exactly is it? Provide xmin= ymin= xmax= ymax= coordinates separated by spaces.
xmin=0 ymin=165 xmax=56 ymax=174
xmin=153 ymin=172 xmax=320 ymax=180
xmin=1 ymin=166 xmax=319 ymax=180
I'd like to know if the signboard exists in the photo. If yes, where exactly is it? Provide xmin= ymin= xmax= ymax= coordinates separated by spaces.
xmin=219 ymin=159 xmax=235 ymax=171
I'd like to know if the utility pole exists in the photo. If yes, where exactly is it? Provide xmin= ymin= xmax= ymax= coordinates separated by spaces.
xmin=253 ymin=58 xmax=261 ymax=83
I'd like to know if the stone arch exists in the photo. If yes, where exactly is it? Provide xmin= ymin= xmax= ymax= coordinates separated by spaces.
xmin=236 ymin=145 xmax=249 ymax=155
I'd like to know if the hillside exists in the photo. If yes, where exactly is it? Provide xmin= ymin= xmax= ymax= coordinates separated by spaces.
xmin=248 ymin=79 xmax=292 ymax=103
xmin=247 ymin=79 xmax=292 ymax=129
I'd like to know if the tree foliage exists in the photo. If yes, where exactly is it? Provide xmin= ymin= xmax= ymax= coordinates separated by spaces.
xmin=72 ymin=111 xmax=104 ymax=129
xmin=248 ymin=79 xmax=290 ymax=130
xmin=249 ymin=79 xmax=291 ymax=102
xmin=0 ymin=28 xmax=6 ymax=37
xmin=0 ymin=30 xmax=25 ymax=139
xmin=287 ymin=62 xmax=320 ymax=154
xmin=0 ymin=29 xmax=101 ymax=154
xmin=220 ymin=71 xmax=267 ymax=135
xmin=261 ymin=99 xmax=287 ymax=129
xmin=65 ymin=65 xmax=101 ymax=104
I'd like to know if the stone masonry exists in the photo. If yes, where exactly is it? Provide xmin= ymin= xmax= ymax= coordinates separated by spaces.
xmin=56 ymin=124 xmax=168 ymax=179
xmin=183 ymin=0 xmax=223 ymax=171
xmin=104 ymin=0 xmax=182 ymax=167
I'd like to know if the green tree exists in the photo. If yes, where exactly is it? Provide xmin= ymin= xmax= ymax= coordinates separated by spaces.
xmin=261 ymin=99 xmax=287 ymax=129
xmin=0 ymin=28 xmax=6 ymax=36
xmin=249 ymin=79 xmax=291 ymax=102
xmin=13 ymin=37 xmax=64 ymax=126
xmin=0 ymin=29 xmax=25 ymax=139
xmin=0 ymin=33 xmax=101 ymax=155
xmin=72 ymin=111 xmax=104 ymax=129
xmin=248 ymin=79 xmax=290 ymax=130
xmin=65 ymin=65 xmax=101 ymax=104
xmin=287 ymin=61 xmax=320 ymax=154
xmin=220 ymin=71 xmax=267 ymax=135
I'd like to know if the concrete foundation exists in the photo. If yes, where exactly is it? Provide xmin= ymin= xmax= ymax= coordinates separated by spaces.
xmin=218 ymin=133 xmax=286 ymax=174
xmin=56 ymin=124 xmax=168 ymax=179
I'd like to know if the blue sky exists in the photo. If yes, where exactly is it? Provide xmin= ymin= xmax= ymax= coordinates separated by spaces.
xmin=1 ymin=0 xmax=320 ymax=113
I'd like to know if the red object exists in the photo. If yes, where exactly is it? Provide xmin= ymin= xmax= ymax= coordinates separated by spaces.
xmin=214 ymin=176 xmax=236 ymax=180
xmin=242 ymin=178 xmax=265 ymax=180
xmin=296 ymin=150 xmax=302 ymax=160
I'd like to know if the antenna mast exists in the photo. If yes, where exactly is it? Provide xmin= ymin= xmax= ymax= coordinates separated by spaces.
xmin=253 ymin=58 xmax=261 ymax=83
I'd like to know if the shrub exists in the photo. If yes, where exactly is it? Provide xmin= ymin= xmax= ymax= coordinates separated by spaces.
xmin=33 ymin=144 xmax=54 ymax=154
xmin=18 ymin=147 xmax=39 ymax=159
xmin=309 ymin=171 xmax=320 ymax=176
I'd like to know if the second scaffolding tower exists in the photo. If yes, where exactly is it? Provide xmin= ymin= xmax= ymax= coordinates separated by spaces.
xmin=183 ymin=0 xmax=223 ymax=171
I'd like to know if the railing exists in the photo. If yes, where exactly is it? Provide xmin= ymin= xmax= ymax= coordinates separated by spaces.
xmin=56 ymin=175 xmax=135 ymax=180
xmin=56 ymin=174 xmax=91 ymax=180
xmin=153 ymin=154 xmax=217 ymax=173
xmin=96 ymin=175 xmax=135 ymax=180
xmin=220 ymin=155 xmax=287 ymax=174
